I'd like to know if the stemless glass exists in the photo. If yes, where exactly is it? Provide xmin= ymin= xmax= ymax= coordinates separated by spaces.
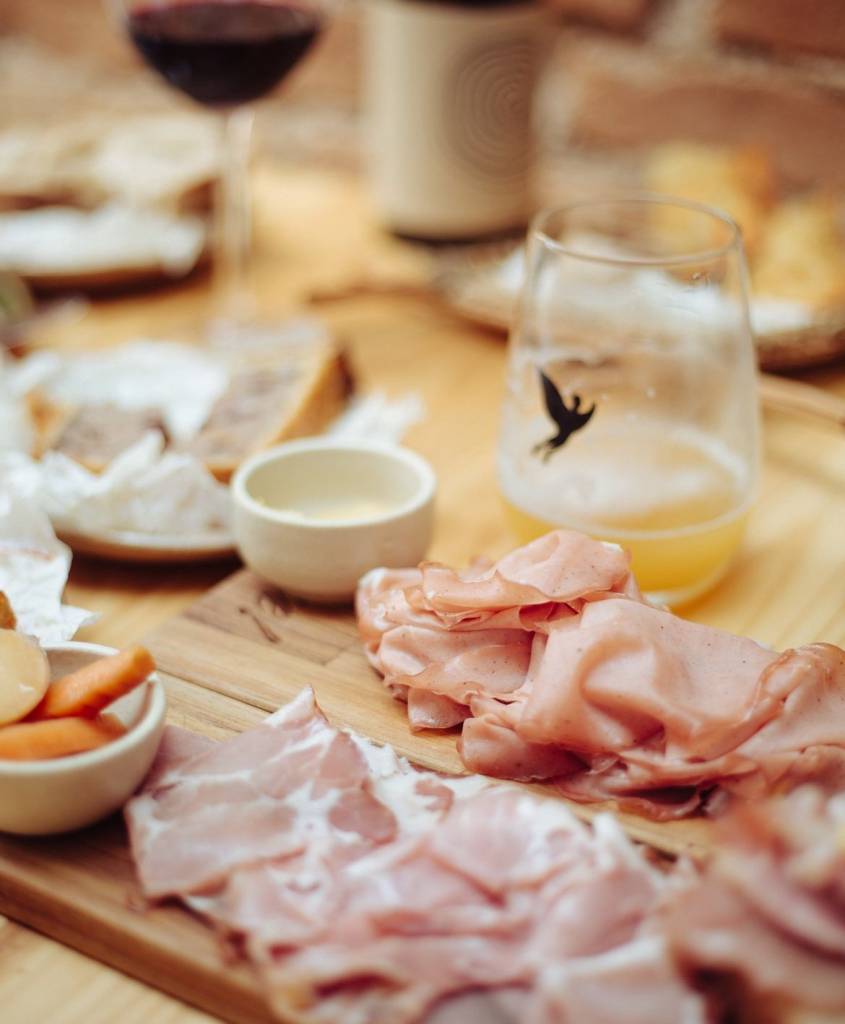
xmin=498 ymin=196 xmax=760 ymax=606
xmin=111 ymin=0 xmax=327 ymax=329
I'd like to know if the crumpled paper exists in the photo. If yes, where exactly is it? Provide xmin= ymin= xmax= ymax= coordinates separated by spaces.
xmin=0 ymin=491 xmax=97 ymax=642
xmin=0 ymin=432 xmax=231 ymax=537
xmin=8 ymin=340 xmax=228 ymax=442
xmin=0 ymin=333 xmax=427 ymax=643
xmin=328 ymin=392 xmax=425 ymax=444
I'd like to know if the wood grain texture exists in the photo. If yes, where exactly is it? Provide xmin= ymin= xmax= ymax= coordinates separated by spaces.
xmin=0 ymin=165 xmax=842 ymax=1024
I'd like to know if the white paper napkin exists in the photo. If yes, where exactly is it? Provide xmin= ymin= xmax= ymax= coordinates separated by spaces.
xmin=328 ymin=392 xmax=425 ymax=444
xmin=0 ymin=433 xmax=231 ymax=538
xmin=0 ymin=492 xmax=97 ymax=643
xmin=10 ymin=340 xmax=228 ymax=442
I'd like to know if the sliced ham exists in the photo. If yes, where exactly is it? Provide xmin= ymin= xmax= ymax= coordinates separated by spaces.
xmin=424 ymin=988 xmax=529 ymax=1024
xmin=534 ymin=936 xmax=710 ymax=1024
xmin=664 ymin=786 xmax=845 ymax=1013
xmin=516 ymin=599 xmax=780 ymax=757
xmin=356 ymin=529 xmax=845 ymax=818
xmin=126 ymin=688 xmax=401 ymax=898
xmin=127 ymin=688 xmax=708 ymax=1024
xmin=377 ymin=625 xmax=533 ymax=704
xmin=459 ymin=696 xmax=585 ymax=782
xmin=407 ymin=689 xmax=470 ymax=731
xmin=250 ymin=791 xmax=698 ymax=1024
xmin=415 ymin=531 xmax=635 ymax=619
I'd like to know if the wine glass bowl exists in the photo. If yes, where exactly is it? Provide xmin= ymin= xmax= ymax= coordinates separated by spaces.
xmin=112 ymin=0 xmax=328 ymax=328
xmin=126 ymin=0 xmax=323 ymax=107
xmin=498 ymin=196 xmax=761 ymax=607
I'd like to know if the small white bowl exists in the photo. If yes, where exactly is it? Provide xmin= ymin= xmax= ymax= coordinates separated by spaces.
xmin=231 ymin=439 xmax=436 ymax=602
xmin=0 ymin=642 xmax=166 ymax=836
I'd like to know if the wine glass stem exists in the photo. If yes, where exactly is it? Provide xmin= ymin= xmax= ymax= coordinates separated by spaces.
xmin=216 ymin=106 xmax=256 ymax=325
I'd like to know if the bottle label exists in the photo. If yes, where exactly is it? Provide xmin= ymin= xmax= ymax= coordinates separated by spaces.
xmin=443 ymin=35 xmax=536 ymax=186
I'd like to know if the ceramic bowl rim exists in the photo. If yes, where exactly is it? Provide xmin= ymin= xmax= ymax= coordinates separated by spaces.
xmin=231 ymin=438 xmax=437 ymax=530
xmin=0 ymin=641 xmax=166 ymax=777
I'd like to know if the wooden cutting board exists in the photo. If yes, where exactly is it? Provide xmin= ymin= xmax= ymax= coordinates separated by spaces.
xmin=0 ymin=568 xmax=714 ymax=1024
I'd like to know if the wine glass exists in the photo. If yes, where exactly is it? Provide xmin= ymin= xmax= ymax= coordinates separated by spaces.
xmin=498 ymin=196 xmax=760 ymax=606
xmin=111 ymin=0 xmax=326 ymax=331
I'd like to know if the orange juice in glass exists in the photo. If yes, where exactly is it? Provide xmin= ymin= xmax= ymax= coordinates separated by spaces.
xmin=498 ymin=197 xmax=760 ymax=606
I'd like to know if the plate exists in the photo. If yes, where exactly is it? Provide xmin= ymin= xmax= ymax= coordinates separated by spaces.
xmin=20 ymin=260 xmax=208 ymax=295
xmin=0 ymin=205 xmax=209 ymax=294
xmin=57 ymin=527 xmax=237 ymax=565
xmin=435 ymin=243 xmax=845 ymax=372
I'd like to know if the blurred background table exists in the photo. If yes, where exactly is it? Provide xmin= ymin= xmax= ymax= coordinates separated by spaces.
xmin=2 ymin=1 xmax=845 ymax=1021
xmin=0 ymin=157 xmax=842 ymax=1024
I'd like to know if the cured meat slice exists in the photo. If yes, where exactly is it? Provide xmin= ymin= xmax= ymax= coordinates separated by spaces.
xmin=417 ymin=531 xmax=637 ymax=618
xmin=377 ymin=626 xmax=533 ymax=706
xmin=407 ymin=689 xmax=470 ymax=731
xmin=459 ymin=706 xmax=584 ymax=782
xmin=424 ymin=989 xmax=529 ymax=1024
xmin=731 ymin=644 xmax=845 ymax=792
xmin=516 ymin=600 xmax=780 ymax=757
xmin=357 ymin=567 xmax=424 ymax=663
xmin=357 ymin=529 xmax=845 ymax=818
xmin=142 ymin=725 xmax=215 ymax=789
xmin=128 ymin=690 xmax=708 ymax=1024
xmin=664 ymin=786 xmax=845 ymax=1014
xmin=247 ymin=792 xmax=697 ymax=1024
xmin=534 ymin=936 xmax=710 ymax=1024
xmin=356 ymin=532 xmax=635 ymax=644
xmin=126 ymin=688 xmax=400 ymax=898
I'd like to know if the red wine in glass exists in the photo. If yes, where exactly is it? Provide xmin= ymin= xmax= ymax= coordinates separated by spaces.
xmin=119 ymin=0 xmax=327 ymax=329
xmin=128 ymin=1 xmax=322 ymax=107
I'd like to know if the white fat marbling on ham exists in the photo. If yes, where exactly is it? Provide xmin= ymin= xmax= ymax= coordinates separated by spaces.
xmin=248 ymin=792 xmax=700 ymax=1024
xmin=126 ymin=689 xmax=401 ymax=898
xmin=356 ymin=529 xmax=845 ymax=819
xmin=127 ymin=688 xmax=709 ymax=1024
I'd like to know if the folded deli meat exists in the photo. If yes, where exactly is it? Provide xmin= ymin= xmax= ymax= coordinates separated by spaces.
xmin=126 ymin=692 xmax=845 ymax=1023
xmin=127 ymin=689 xmax=711 ymax=1024
xmin=356 ymin=530 xmax=845 ymax=819
xmin=666 ymin=786 xmax=845 ymax=1015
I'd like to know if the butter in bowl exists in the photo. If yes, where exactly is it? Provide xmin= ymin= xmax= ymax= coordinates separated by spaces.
xmin=231 ymin=439 xmax=437 ymax=602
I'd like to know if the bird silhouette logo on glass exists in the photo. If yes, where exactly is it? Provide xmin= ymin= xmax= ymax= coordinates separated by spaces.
xmin=532 ymin=370 xmax=596 ymax=461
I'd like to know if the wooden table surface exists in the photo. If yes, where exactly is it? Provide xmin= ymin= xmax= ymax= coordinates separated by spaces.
xmin=3 ymin=165 xmax=845 ymax=1024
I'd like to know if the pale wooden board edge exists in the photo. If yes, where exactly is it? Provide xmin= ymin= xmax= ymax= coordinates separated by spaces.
xmin=0 ymin=671 xmax=285 ymax=1024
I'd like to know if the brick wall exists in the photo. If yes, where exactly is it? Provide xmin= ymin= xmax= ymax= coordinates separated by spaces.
xmin=3 ymin=0 xmax=844 ymax=188
xmin=1 ymin=0 xmax=360 ymax=112
xmin=547 ymin=0 xmax=845 ymax=189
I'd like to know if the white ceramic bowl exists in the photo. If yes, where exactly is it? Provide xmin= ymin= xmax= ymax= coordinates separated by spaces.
xmin=231 ymin=439 xmax=437 ymax=602
xmin=0 ymin=642 xmax=166 ymax=836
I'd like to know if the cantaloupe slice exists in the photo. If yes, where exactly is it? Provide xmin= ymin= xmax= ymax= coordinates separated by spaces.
xmin=0 ymin=630 xmax=50 ymax=726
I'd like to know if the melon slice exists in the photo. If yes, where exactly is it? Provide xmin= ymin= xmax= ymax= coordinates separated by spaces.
xmin=0 ymin=631 xmax=50 ymax=726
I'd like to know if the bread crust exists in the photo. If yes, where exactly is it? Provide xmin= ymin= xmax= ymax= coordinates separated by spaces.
xmin=28 ymin=339 xmax=354 ymax=480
